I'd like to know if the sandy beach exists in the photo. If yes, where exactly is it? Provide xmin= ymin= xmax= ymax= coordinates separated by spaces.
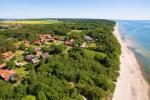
xmin=112 ymin=24 xmax=150 ymax=100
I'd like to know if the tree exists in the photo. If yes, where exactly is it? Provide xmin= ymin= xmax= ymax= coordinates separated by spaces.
xmin=20 ymin=43 xmax=26 ymax=50
xmin=6 ymin=60 xmax=15 ymax=68
xmin=37 ymin=91 xmax=47 ymax=100
xmin=49 ymin=44 xmax=67 ymax=54
xmin=14 ymin=84 xmax=27 ymax=98
xmin=0 ymin=55 xmax=4 ymax=64
xmin=27 ymin=46 xmax=34 ymax=54
xmin=41 ymin=46 xmax=49 ymax=52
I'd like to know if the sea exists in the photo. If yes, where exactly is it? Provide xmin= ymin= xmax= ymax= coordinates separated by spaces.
xmin=117 ymin=20 xmax=150 ymax=83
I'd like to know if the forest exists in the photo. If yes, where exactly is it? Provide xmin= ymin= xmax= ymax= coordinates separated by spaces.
xmin=0 ymin=19 xmax=120 ymax=100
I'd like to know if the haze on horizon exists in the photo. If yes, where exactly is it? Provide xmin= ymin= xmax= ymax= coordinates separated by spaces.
xmin=0 ymin=0 xmax=150 ymax=20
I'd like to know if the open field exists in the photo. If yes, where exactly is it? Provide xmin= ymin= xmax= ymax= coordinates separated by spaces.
xmin=0 ymin=20 xmax=61 ymax=25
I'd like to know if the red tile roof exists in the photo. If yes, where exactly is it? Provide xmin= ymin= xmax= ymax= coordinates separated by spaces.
xmin=0 ymin=64 xmax=6 ymax=69
xmin=2 ymin=51 xmax=13 ymax=60
xmin=0 ymin=69 xmax=15 ymax=81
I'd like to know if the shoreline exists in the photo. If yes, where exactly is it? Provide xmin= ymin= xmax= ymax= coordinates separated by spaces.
xmin=134 ymin=52 xmax=150 ymax=83
xmin=112 ymin=24 xmax=150 ymax=100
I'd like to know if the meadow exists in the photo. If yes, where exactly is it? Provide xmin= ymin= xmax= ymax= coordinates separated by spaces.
xmin=0 ymin=20 xmax=61 ymax=25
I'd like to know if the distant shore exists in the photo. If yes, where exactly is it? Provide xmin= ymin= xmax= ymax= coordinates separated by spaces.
xmin=112 ymin=24 xmax=150 ymax=100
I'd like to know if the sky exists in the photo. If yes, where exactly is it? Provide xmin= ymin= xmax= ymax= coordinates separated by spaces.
xmin=0 ymin=0 xmax=150 ymax=20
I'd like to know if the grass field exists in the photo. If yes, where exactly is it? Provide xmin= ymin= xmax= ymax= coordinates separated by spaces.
xmin=1 ymin=20 xmax=61 ymax=25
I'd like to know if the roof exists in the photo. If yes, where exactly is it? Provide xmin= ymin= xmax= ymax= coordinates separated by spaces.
xmin=0 ymin=64 xmax=6 ymax=69
xmin=65 ymin=39 xmax=74 ymax=46
xmin=41 ymin=52 xmax=49 ymax=58
xmin=85 ymin=36 xmax=93 ymax=41
xmin=25 ymin=55 xmax=35 ymax=61
xmin=0 ymin=69 xmax=15 ymax=81
xmin=35 ymin=47 xmax=41 ymax=51
xmin=2 ymin=51 xmax=13 ymax=59
xmin=33 ymin=40 xmax=41 ymax=45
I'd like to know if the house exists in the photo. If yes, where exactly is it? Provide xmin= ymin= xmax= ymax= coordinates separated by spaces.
xmin=53 ymin=36 xmax=59 ymax=40
xmin=34 ymin=48 xmax=42 ymax=56
xmin=25 ymin=55 xmax=39 ymax=64
xmin=65 ymin=39 xmax=74 ymax=47
xmin=0 ymin=69 xmax=16 ymax=81
xmin=15 ymin=62 xmax=26 ymax=67
xmin=85 ymin=36 xmax=93 ymax=41
xmin=32 ymin=58 xmax=39 ymax=64
xmin=35 ymin=47 xmax=41 ymax=51
xmin=59 ymin=37 xmax=65 ymax=41
xmin=40 ymin=39 xmax=47 ymax=44
xmin=41 ymin=52 xmax=49 ymax=59
xmin=0 ymin=64 xmax=6 ymax=69
xmin=33 ymin=40 xmax=41 ymax=45
xmin=35 ymin=51 xmax=42 ymax=56
xmin=48 ymin=38 xmax=55 ymax=42
xmin=15 ymin=43 xmax=20 ymax=49
xmin=46 ymin=35 xmax=53 ymax=39
xmin=24 ymin=40 xmax=30 ymax=47
xmin=2 ymin=51 xmax=13 ymax=60
xmin=25 ymin=55 xmax=35 ymax=62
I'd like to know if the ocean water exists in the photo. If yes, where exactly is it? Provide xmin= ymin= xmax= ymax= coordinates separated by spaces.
xmin=117 ymin=20 xmax=150 ymax=82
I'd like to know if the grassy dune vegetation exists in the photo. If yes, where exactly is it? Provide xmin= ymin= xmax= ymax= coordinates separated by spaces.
xmin=0 ymin=19 xmax=120 ymax=100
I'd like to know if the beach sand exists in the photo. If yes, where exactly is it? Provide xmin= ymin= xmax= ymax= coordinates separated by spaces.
xmin=112 ymin=24 xmax=150 ymax=100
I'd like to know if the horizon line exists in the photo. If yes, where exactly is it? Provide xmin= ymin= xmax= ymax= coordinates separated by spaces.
xmin=0 ymin=17 xmax=150 ymax=21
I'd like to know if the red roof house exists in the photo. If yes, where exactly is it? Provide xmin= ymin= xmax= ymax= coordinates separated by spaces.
xmin=0 ymin=69 xmax=16 ymax=81
xmin=33 ymin=40 xmax=41 ymax=45
xmin=0 ymin=64 xmax=6 ymax=69
xmin=2 ymin=51 xmax=13 ymax=60
xmin=35 ymin=51 xmax=42 ymax=56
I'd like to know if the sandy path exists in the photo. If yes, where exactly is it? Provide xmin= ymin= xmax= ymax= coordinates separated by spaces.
xmin=112 ymin=24 xmax=150 ymax=100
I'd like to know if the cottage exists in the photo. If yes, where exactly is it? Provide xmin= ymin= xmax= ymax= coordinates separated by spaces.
xmin=0 ymin=64 xmax=6 ymax=69
xmin=33 ymin=40 xmax=41 ymax=45
xmin=35 ymin=47 xmax=41 ymax=51
xmin=24 ymin=40 xmax=30 ymax=47
xmin=40 ymin=39 xmax=47 ymax=44
xmin=41 ymin=52 xmax=49 ymax=58
xmin=32 ymin=58 xmax=39 ymax=64
xmin=65 ymin=39 xmax=74 ymax=47
xmin=2 ymin=51 xmax=13 ymax=60
xmin=15 ymin=43 xmax=20 ymax=49
xmin=15 ymin=61 xmax=27 ymax=67
xmin=0 ymin=69 xmax=16 ymax=81
xmin=25 ymin=55 xmax=35 ymax=62
xmin=25 ymin=55 xmax=39 ymax=64
xmin=59 ymin=37 xmax=66 ymax=41
xmin=49 ymin=38 xmax=55 ymax=42
xmin=53 ymin=36 xmax=59 ymax=40
xmin=35 ymin=51 xmax=42 ymax=56
xmin=46 ymin=35 xmax=53 ymax=39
